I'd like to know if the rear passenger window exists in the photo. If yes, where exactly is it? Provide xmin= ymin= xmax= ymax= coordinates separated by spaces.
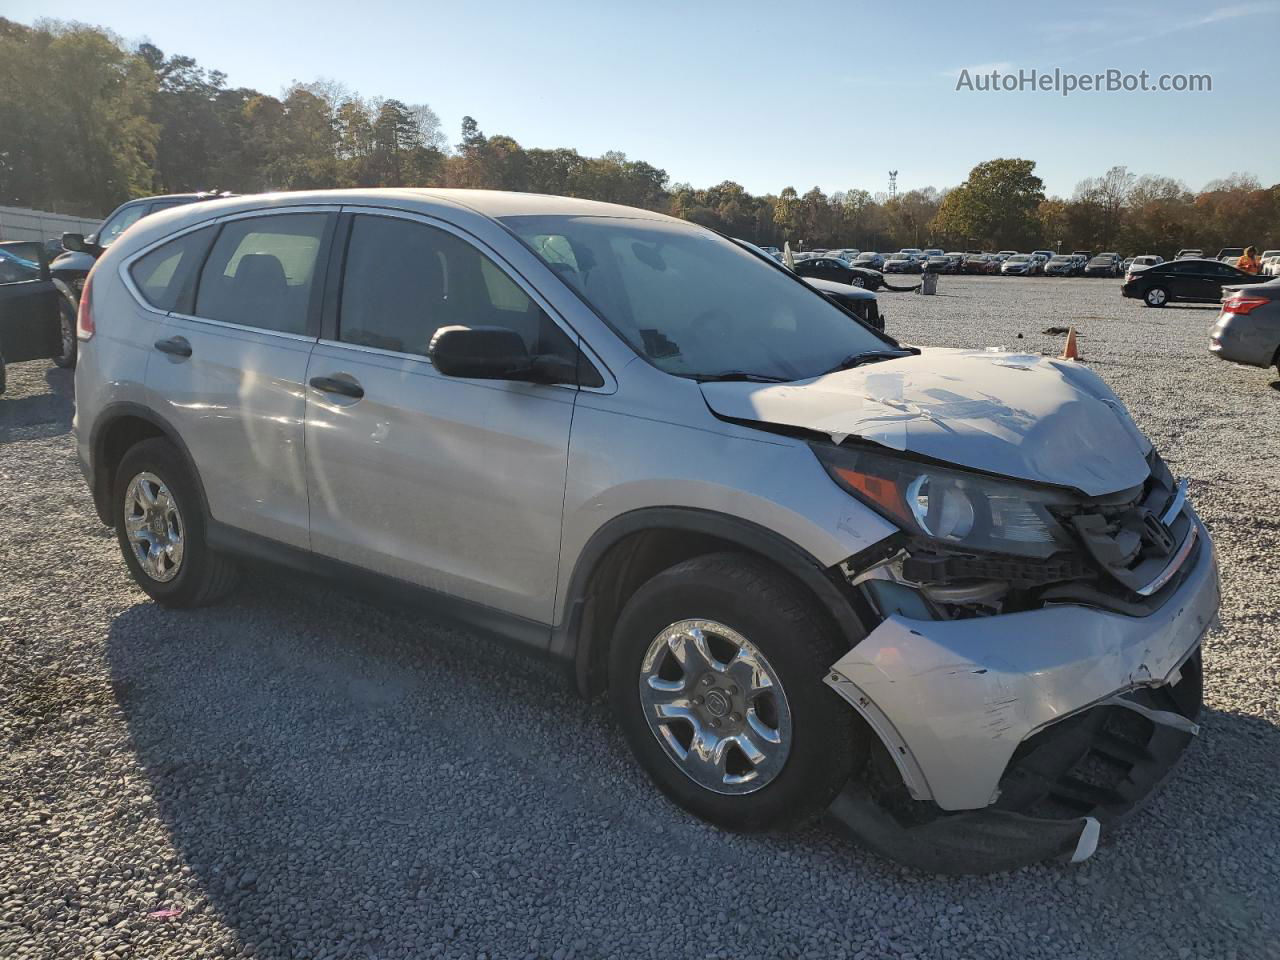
xmin=194 ymin=214 xmax=327 ymax=334
xmin=338 ymin=214 xmax=577 ymax=363
xmin=129 ymin=227 xmax=216 ymax=313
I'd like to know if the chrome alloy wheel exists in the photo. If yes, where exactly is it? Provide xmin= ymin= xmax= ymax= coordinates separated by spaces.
xmin=1147 ymin=287 xmax=1167 ymax=306
xmin=123 ymin=472 xmax=185 ymax=583
xmin=638 ymin=619 xmax=793 ymax=795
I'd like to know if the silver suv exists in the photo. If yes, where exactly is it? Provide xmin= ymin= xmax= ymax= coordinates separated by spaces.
xmin=74 ymin=190 xmax=1219 ymax=872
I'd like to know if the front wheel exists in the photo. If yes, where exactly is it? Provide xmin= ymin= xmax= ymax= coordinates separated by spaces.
xmin=609 ymin=552 xmax=863 ymax=831
xmin=1145 ymin=286 xmax=1169 ymax=307
xmin=52 ymin=294 xmax=78 ymax=368
xmin=113 ymin=438 xmax=239 ymax=607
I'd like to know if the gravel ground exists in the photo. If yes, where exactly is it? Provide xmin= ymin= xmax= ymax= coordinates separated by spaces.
xmin=2 ymin=276 xmax=1278 ymax=960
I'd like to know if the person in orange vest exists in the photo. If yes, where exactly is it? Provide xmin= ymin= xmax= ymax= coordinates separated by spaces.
xmin=1238 ymin=245 xmax=1261 ymax=274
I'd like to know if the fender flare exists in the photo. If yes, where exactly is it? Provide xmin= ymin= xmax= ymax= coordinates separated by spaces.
xmin=51 ymin=278 xmax=79 ymax=304
xmin=554 ymin=506 xmax=870 ymax=697
xmin=87 ymin=402 xmax=211 ymax=526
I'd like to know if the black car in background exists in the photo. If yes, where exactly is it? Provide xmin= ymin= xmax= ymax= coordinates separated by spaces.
xmin=802 ymin=277 xmax=884 ymax=331
xmin=1084 ymin=253 xmax=1122 ymax=278
xmin=730 ymin=239 xmax=887 ymax=326
xmin=790 ymin=255 xmax=889 ymax=290
xmin=0 ymin=243 xmax=65 ymax=393
xmin=51 ymin=191 xmax=232 ymax=366
xmin=1122 ymin=258 xmax=1262 ymax=307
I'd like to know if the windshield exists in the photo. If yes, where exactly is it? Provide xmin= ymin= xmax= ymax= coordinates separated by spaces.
xmin=1008 ymin=255 xmax=1030 ymax=263
xmin=502 ymin=215 xmax=890 ymax=381
xmin=1050 ymin=255 xmax=1071 ymax=262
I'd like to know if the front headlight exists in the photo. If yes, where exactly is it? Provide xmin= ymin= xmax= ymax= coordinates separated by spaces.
xmin=812 ymin=443 xmax=1077 ymax=559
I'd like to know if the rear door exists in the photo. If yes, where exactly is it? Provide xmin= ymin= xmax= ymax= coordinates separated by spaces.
xmin=143 ymin=208 xmax=336 ymax=549
xmin=1160 ymin=262 xmax=1197 ymax=299
xmin=303 ymin=209 xmax=582 ymax=625
xmin=0 ymin=248 xmax=60 ymax=364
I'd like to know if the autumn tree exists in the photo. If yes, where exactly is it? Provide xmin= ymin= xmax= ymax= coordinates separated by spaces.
xmin=931 ymin=158 xmax=1044 ymax=249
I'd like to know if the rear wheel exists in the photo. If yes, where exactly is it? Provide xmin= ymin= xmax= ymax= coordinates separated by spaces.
xmin=1145 ymin=286 xmax=1169 ymax=307
xmin=608 ymin=552 xmax=863 ymax=831
xmin=113 ymin=438 xmax=239 ymax=607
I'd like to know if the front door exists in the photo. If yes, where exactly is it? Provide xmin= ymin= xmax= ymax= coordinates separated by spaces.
xmin=304 ymin=211 xmax=580 ymax=626
xmin=0 ymin=249 xmax=60 ymax=365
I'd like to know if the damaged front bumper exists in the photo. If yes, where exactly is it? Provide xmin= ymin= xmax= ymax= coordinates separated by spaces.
xmin=824 ymin=512 xmax=1219 ymax=871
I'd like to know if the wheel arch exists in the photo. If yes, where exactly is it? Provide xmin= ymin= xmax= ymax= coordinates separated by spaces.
xmin=554 ymin=507 xmax=873 ymax=700
xmin=89 ymin=403 xmax=210 ymax=526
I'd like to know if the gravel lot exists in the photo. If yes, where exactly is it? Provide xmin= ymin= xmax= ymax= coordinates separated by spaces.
xmin=2 ymin=276 xmax=1278 ymax=960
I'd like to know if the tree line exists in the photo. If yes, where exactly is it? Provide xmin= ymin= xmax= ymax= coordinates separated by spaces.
xmin=2 ymin=18 xmax=1276 ymax=259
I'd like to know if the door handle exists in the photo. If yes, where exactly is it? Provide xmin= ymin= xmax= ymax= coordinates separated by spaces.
xmin=154 ymin=336 xmax=192 ymax=358
xmin=309 ymin=375 xmax=364 ymax=399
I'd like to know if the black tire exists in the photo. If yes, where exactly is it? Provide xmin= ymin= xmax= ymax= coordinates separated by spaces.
xmin=52 ymin=294 xmax=78 ymax=368
xmin=0 ymin=351 xmax=6 ymax=395
xmin=850 ymin=276 xmax=865 ymax=288
xmin=608 ymin=552 xmax=864 ymax=832
xmin=113 ymin=438 xmax=239 ymax=607
xmin=1145 ymin=285 xmax=1170 ymax=308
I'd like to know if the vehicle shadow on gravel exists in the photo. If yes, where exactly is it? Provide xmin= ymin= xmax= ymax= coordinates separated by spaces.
xmin=0 ymin=366 xmax=74 ymax=444
xmin=103 ymin=576 xmax=1280 ymax=958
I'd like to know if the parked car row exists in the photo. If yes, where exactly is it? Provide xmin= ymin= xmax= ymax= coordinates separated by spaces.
xmin=783 ymin=244 xmax=1279 ymax=281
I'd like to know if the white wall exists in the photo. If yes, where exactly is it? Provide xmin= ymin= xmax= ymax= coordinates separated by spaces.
xmin=0 ymin=206 xmax=101 ymax=242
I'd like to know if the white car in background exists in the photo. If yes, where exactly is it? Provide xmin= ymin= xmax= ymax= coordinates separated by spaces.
xmin=1259 ymin=250 xmax=1280 ymax=276
xmin=1125 ymin=255 xmax=1164 ymax=281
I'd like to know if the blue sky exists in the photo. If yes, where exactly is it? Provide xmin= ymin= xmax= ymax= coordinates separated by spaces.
xmin=8 ymin=0 xmax=1278 ymax=197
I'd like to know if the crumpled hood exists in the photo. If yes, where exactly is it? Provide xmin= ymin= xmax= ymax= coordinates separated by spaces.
xmin=700 ymin=348 xmax=1153 ymax=496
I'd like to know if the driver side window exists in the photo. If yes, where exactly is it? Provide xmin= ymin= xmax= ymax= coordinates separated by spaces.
xmin=338 ymin=214 xmax=579 ymax=365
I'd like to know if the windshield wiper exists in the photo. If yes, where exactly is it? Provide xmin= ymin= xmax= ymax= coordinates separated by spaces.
xmin=820 ymin=350 xmax=913 ymax=376
xmin=694 ymin=371 xmax=790 ymax=383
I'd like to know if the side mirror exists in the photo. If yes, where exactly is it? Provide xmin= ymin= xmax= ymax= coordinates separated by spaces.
xmin=61 ymin=233 xmax=90 ymax=253
xmin=429 ymin=325 xmax=577 ymax=385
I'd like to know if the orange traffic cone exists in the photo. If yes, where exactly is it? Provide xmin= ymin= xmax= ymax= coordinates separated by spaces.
xmin=1060 ymin=326 xmax=1080 ymax=361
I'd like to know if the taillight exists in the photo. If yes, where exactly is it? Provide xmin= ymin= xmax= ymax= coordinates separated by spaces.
xmin=1222 ymin=295 xmax=1269 ymax=316
xmin=76 ymin=271 xmax=95 ymax=340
